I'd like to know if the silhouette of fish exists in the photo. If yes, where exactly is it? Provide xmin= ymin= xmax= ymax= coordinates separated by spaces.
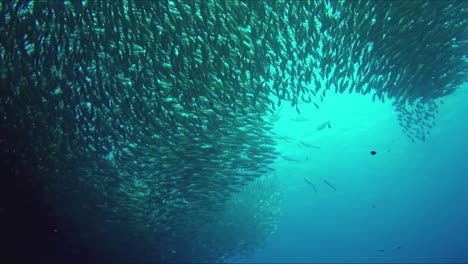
xmin=304 ymin=177 xmax=318 ymax=193
xmin=320 ymin=177 xmax=336 ymax=191
xmin=316 ymin=120 xmax=331 ymax=131
xmin=280 ymin=155 xmax=301 ymax=162
xmin=299 ymin=141 xmax=321 ymax=149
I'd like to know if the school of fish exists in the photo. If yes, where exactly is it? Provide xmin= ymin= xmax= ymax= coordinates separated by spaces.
xmin=0 ymin=0 xmax=466 ymax=263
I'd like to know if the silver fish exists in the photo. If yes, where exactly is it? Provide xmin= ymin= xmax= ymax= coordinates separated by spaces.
xmin=304 ymin=177 xmax=317 ymax=193
xmin=320 ymin=177 xmax=336 ymax=191
xmin=299 ymin=141 xmax=320 ymax=149
xmin=316 ymin=120 xmax=331 ymax=131
xmin=280 ymin=155 xmax=301 ymax=162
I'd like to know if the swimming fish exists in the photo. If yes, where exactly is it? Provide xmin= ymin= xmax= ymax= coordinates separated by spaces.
xmin=320 ymin=177 xmax=336 ymax=191
xmin=290 ymin=116 xmax=309 ymax=122
xmin=304 ymin=177 xmax=318 ymax=193
xmin=299 ymin=141 xmax=320 ymax=149
xmin=280 ymin=155 xmax=301 ymax=162
xmin=274 ymin=135 xmax=295 ymax=143
xmin=316 ymin=120 xmax=331 ymax=131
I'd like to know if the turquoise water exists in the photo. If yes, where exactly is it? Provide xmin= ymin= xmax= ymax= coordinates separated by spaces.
xmin=233 ymin=85 xmax=468 ymax=263
xmin=1 ymin=1 xmax=467 ymax=263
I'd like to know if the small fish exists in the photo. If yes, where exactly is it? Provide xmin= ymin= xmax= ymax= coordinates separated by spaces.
xmin=320 ymin=177 xmax=336 ymax=191
xmin=299 ymin=141 xmax=321 ymax=149
xmin=304 ymin=177 xmax=318 ymax=193
xmin=274 ymin=135 xmax=295 ymax=143
xmin=280 ymin=155 xmax=301 ymax=162
xmin=290 ymin=116 xmax=309 ymax=122
xmin=316 ymin=120 xmax=331 ymax=131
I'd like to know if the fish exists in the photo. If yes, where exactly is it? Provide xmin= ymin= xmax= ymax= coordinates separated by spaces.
xmin=299 ymin=141 xmax=320 ymax=149
xmin=320 ymin=177 xmax=336 ymax=191
xmin=304 ymin=177 xmax=317 ymax=193
xmin=316 ymin=120 xmax=331 ymax=131
xmin=290 ymin=116 xmax=309 ymax=122
xmin=280 ymin=155 xmax=301 ymax=162
xmin=274 ymin=135 xmax=295 ymax=143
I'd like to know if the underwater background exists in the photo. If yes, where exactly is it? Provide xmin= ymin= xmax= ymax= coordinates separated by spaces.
xmin=232 ymin=84 xmax=468 ymax=263
xmin=1 ymin=1 xmax=467 ymax=263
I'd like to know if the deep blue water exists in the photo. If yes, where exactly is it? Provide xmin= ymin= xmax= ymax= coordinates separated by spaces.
xmin=233 ymin=85 xmax=468 ymax=263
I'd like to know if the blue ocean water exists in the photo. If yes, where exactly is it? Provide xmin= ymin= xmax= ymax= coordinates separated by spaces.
xmin=233 ymin=84 xmax=468 ymax=263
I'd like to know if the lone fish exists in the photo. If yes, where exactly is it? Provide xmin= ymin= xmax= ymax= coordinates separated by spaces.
xmin=316 ymin=120 xmax=331 ymax=131
xmin=304 ymin=177 xmax=318 ymax=193
xmin=280 ymin=155 xmax=301 ymax=162
xmin=320 ymin=177 xmax=336 ymax=191
xmin=299 ymin=141 xmax=321 ymax=149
